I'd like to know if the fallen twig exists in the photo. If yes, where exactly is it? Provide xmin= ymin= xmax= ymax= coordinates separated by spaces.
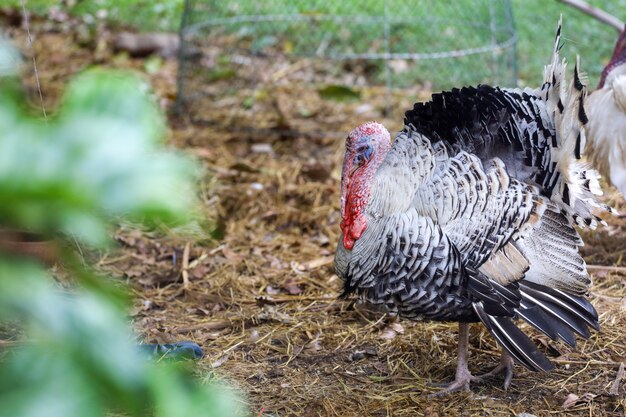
xmin=254 ymin=295 xmax=337 ymax=305
xmin=609 ymin=362 xmax=625 ymax=396
xmin=291 ymin=255 xmax=334 ymax=274
xmin=591 ymin=292 xmax=624 ymax=302
xmin=551 ymin=359 xmax=624 ymax=366
xmin=587 ymin=264 xmax=626 ymax=273
xmin=181 ymin=242 xmax=190 ymax=289
xmin=97 ymin=253 xmax=131 ymax=267
xmin=113 ymin=32 xmax=180 ymax=58
xmin=174 ymin=320 xmax=234 ymax=334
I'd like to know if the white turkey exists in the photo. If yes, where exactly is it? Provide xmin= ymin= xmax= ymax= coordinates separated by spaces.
xmin=334 ymin=20 xmax=613 ymax=395
xmin=585 ymin=24 xmax=626 ymax=195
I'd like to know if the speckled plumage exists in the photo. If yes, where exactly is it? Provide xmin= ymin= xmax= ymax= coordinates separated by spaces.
xmin=335 ymin=21 xmax=611 ymax=375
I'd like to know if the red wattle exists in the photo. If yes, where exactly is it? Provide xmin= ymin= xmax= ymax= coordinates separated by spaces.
xmin=340 ymin=186 xmax=369 ymax=250
xmin=343 ymin=234 xmax=355 ymax=250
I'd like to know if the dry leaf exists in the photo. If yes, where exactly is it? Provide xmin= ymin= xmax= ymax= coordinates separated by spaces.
xmin=265 ymin=285 xmax=280 ymax=295
xmin=251 ymin=143 xmax=273 ymax=154
xmin=536 ymin=336 xmax=562 ymax=356
xmin=354 ymin=103 xmax=374 ymax=115
xmin=609 ymin=362 xmax=625 ymax=396
xmin=249 ymin=330 xmax=261 ymax=342
xmin=423 ymin=406 xmax=439 ymax=417
xmin=191 ymin=265 xmax=209 ymax=279
xmin=562 ymin=393 xmax=580 ymax=409
xmin=349 ymin=346 xmax=377 ymax=361
xmin=389 ymin=322 xmax=405 ymax=334
xmin=265 ymin=254 xmax=287 ymax=270
xmin=304 ymin=338 xmax=322 ymax=352
xmin=282 ymin=277 xmax=303 ymax=295
xmin=312 ymin=233 xmax=330 ymax=246
xmin=301 ymin=163 xmax=331 ymax=182
xmin=124 ymin=264 xmax=145 ymax=278
xmin=221 ymin=246 xmax=243 ymax=261
xmin=256 ymin=305 xmax=293 ymax=324
xmin=292 ymin=256 xmax=334 ymax=272
xmin=211 ymin=352 xmax=231 ymax=368
xmin=113 ymin=32 xmax=179 ymax=58
xmin=191 ymin=147 xmax=213 ymax=160
xmin=562 ymin=392 xmax=596 ymax=409
xmin=380 ymin=327 xmax=398 ymax=340
xmin=594 ymin=269 xmax=609 ymax=278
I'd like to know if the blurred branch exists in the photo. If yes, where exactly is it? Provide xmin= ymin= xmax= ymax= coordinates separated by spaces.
xmin=20 ymin=0 xmax=47 ymax=120
xmin=557 ymin=0 xmax=624 ymax=32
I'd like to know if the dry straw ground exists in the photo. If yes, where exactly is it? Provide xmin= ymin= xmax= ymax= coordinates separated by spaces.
xmin=6 ymin=14 xmax=626 ymax=417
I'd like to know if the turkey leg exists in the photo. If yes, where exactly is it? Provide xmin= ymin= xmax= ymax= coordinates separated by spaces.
xmin=429 ymin=323 xmax=514 ymax=396
xmin=429 ymin=322 xmax=473 ymax=396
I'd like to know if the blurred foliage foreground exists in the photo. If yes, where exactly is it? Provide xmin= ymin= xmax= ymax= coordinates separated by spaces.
xmin=0 ymin=43 xmax=242 ymax=417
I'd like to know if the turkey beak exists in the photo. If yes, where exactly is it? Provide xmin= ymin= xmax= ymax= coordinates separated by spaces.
xmin=349 ymin=161 xmax=360 ymax=177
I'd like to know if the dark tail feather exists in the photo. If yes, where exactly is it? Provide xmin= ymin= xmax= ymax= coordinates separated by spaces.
xmin=519 ymin=302 xmax=577 ymax=347
xmin=520 ymin=282 xmax=599 ymax=334
xmin=474 ymin=303 xmax=555 ymax=372
xmin=516 ymin=305 xmax=559 ymax=341
xmin=524 ymin=281 xmax=598 ymax=327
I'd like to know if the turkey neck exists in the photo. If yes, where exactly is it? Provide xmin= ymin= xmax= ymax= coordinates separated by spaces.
xmin=340 ymin=147 xmax=389 ymax=250
xmin=599 ymin=25 xmax=626 ymax=88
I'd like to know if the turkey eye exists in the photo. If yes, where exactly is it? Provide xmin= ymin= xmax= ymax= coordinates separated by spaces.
xmin=363 ymin=144 xmax=373 ymax=161
xmin=354 ymin=154 xmax=364 ymax=165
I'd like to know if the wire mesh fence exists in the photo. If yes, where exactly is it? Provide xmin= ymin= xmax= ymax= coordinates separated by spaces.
xmin=176 ymin=0 xmax=517 ymax=137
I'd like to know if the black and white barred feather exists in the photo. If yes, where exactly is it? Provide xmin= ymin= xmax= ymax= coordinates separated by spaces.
xmin=335 ymin=19 xmax=607 ymax=373
xmin=404 ymin=18 xmax=613 ymax=228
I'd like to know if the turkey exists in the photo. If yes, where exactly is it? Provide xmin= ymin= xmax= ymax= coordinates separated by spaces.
xmin=585 ymin=24 xmax=626 ymax=195
xmin=335 ymin=20 xmax=612 ymax=395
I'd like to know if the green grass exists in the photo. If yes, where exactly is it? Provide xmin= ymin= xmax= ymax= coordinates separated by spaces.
xmin=9 ymin=0 xmax=626 ymax=85
xmin=513 ymin=0 xmax=626 ymax=86
xmin=9 ymin=0 xmax=184 ymax=31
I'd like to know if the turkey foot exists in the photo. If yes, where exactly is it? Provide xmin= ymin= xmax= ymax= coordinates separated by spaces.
xmin=428 ymin=322 xmax=474 ymax=396
xmin=428 ymin=325 xmax=515 ymax=396
xmin=470 ymin=350 xmax=514 ymax=390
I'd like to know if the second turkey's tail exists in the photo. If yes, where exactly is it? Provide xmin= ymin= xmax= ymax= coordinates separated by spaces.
xmin=538 ymin=17 xmax=615 ymax=227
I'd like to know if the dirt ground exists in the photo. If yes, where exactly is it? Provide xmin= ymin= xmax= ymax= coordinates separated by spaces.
xmin=4 ymin=14 xmax=626 ymax=417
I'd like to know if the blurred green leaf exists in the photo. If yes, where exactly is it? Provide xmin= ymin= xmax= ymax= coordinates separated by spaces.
xmin=144 ymin=55 xmax=164 ymax=74
xmin=0 ymin=39 xmax=21 ymax=76
xmin=0 ymin=258 xmax=147 ymax=417
xmin=0 ymin=69 xmax=199 ymax=247
xmin=0 ymin=47 xmax=241 ymax=417
xmin=317 ymin=84 xmax=361 ymax=102
xmin=150 ymin=365 xmax=243 ymax=417
xmin=252 ymin=35 xmax=279 ymax=53
xmin=205 ymin=67 xmax=236 ymax=83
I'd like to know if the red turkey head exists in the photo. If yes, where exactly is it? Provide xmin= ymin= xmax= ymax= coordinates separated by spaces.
xmin=340 ymin=122 xmax=391 ymax=250
xmin=599 ymin=24 xmax=626 ymax=88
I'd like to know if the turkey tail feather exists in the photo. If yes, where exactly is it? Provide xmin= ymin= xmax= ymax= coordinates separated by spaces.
xmin=403 ymin=18 xmax=616 ymax=228
xmin=515 ymin=280 xmax=599 ymax=349
xmin=474 ymin=303 xmax=555 ymax=372
xmin=471 ymin=271 xmax=599 ymax=371
xmin=516 ymin=305 xmax=560 ymax=341
xmin=540 ymin=18 xmax=615 ymax=226
xmin=520 ymin=281 xmax=599 ymax=332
